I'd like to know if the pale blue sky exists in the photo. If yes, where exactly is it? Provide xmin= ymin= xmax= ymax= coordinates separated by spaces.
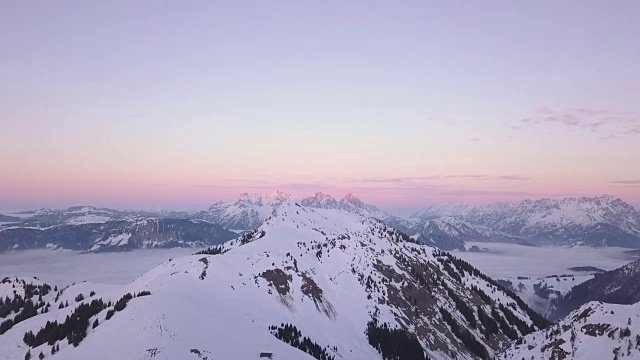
xmin=1 ymin=1 xmax=639 ymax=211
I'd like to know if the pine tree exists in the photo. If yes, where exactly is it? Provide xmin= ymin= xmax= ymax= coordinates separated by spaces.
xmin=24 ymin=349 xmax=31 ymax=360
xmin=38 ymin=351 xmax=44 ymax=360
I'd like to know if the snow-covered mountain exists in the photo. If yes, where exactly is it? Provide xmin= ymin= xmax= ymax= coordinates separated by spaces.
xmin=498 ymin=301 xmax=640 ymax=360
xmin=0 ymin=219 xmax=236 ymax=252
xmin=193 ymin=192 xmax=394 ymax=232
xmin=550 ymin=259 xmax=640 ymax=321
xmin=301 ymin=192 xmax=394 ymax=221
xmin=298 ymin=193 xmax=490 ymax=250
xmin=5 ymin=194 xmax=639 ymax=252
xmin=193 ymin=191 xmax=292 ymax=230
xmin=412 ymin=195 xmax=640 ymax=248
xmin=493 ymin=195 xmax=640 ymax=240
xmin=0 ymin=202 xmax=549 ymax=360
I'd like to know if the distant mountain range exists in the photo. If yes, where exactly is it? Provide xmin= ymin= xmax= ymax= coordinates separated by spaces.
xmin=0 ymin=218 xmax=235 ymax=252
xmin=409 ymin=195 xmax=640 ymax=249
xmin=2 ymin=193 xmax=639 ymax=252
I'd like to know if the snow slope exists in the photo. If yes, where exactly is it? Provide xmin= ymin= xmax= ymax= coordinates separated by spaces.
xmin=0 ymin=203 xmax=549 ymax=360
xmin=498 ymin=301 xmax=640 ymax=360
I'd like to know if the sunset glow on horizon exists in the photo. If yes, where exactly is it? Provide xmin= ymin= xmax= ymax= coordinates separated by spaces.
xmin=1 ymin=1 xmax=639 ymax=212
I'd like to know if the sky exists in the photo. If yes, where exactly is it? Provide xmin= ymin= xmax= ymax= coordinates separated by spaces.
xmin=1 ymin=1 xmax=639 ymax=212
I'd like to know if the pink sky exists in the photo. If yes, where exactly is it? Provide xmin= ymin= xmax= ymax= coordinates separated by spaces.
xmin=1 ymin=1 xmax=639 ymax=211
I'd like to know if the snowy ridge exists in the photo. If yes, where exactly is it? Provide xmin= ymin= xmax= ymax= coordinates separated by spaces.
xmin=0 ymin=203 xmax=549 ymax=360
xmin=498 ymin=301 xmax=640 ymax=360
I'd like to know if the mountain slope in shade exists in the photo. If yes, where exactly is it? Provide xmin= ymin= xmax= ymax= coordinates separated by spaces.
xmin=498 ymin=301 xmax=640 ymax=360
xmin=0 ymin=215 xmax=20 ymax=223
xmin=0 ymin=203 xmax=549 ymax=360
xmin=413 ymin=217 xmax=489 ymax=251
xmin=0 ymin=219 xmax=236 ymax=252
xmin=550 ymin=259 xmax=640 ymax=321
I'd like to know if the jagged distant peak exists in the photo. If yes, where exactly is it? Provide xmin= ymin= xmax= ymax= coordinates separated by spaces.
xmin=341 ymin=192 xmax=361 ymax=203
xmin=312 ymin=191 xmax=336 ymax=200
xmin=342 ymin=192 xmax=357 ymax=200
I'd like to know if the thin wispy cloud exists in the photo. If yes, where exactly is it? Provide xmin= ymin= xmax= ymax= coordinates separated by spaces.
xmin=515 ymin=107 xmax=640 ymax=138
xmin=427 ymin=117 xmax=456 ymax=126
xmin=609 ymin=179 xmax=640 ymax=186
xmin=344 ymin=175 xmax=533 ymax=186
xmin=437 ymin=189 xmax=569 ymax=197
